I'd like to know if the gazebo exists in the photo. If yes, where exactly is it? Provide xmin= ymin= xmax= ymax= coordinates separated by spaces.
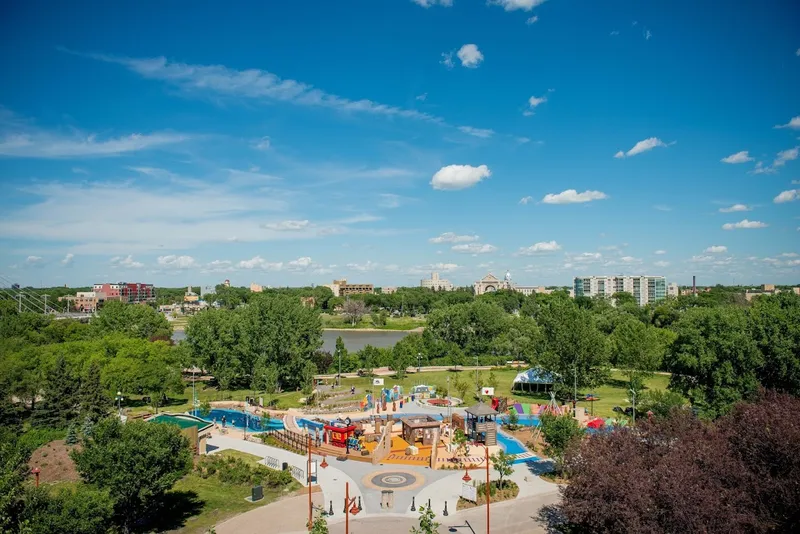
xmin=464 ymin=402 xmax=498 ymax=446
xmin=511 ymin=367 xmax=557 ymax=393
xmin=400 ymin=415 xmax=441 ymax=446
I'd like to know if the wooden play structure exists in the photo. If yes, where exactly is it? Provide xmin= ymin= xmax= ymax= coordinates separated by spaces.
xmin=400 ymin=415 xmax=441 ymax=446
xmin=323 ymin=420 xmax=356 ymax=448
xmin=464 ymin=402 xmax=498 ymax=446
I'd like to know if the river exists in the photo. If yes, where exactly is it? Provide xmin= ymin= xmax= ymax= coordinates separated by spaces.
xmin=171 ymin=328 xmax=412 ymax=352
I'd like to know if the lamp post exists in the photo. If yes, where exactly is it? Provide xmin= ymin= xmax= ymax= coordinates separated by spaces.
xmin=417 ymin=352 xmax=421 ymax=373
xmin=446 ymin=376 xmax=451 ymax=424
xmin=485 ymin=446 xmax=490 ymax=534
xmin=307 ymin=435 xmax=312 ymax=532
xmin=337 ymin=348 xmax=341 ymax=388
xmin=115 ymin=391 xmax=123 ymax=417
xmin=630 ymin=388 xmax=637 ymax=425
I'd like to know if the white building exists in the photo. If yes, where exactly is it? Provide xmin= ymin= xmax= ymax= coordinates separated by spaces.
xmin=573 ymin=275 xmax=667 ymax=306
xmin=667 ymin=282 xmax=679 ymax=297
xmin=420 ymin=272 xmax=453 ymax=291
xmin=473 ymin=271 xmax=552 ymax=297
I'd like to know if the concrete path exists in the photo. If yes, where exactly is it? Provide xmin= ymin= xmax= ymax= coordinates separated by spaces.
xmin=207 ymin=435 xmax=366 ymax=521
xmin=215 ymin=493 xmax=325 ymax=534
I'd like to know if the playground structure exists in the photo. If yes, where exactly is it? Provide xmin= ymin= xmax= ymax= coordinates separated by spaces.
xmin=463 ymin=401 xmax=498 ymax=446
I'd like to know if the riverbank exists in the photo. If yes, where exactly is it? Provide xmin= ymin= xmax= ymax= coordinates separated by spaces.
xmin=323 ymin=326 xmax=423 ymax=333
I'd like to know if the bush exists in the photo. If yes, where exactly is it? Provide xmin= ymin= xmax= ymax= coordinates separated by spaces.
xmin=195 ymin=455 xmax=293 ymax=488
xmin=17 ymin=428 xmax=67 ymax=453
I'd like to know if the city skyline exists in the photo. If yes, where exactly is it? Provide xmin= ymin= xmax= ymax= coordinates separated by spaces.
xmin=1 ymin=1 xmax=799 ymax=288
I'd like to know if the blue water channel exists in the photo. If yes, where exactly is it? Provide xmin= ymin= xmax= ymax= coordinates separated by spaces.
xmin=190 ymin=408 xmax=284 ymax=432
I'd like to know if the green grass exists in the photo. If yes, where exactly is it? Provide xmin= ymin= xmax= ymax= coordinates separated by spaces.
xmin=216 ymin=450 xmax=263 ymax=466
xmin=320 ymin=313 xmax=425 ymax=330
xmin=336 ymin=368 xmax=674 ymax=419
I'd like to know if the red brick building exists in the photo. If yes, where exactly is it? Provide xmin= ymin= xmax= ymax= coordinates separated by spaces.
xmin=92 ymin=282 xmax=156 ymax=303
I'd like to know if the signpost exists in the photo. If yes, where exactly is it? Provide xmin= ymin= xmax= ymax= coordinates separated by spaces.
xmin=481 ymin=387 xmax=495 ymax=396
xmin=373 ymin=378 xmax=384 ymax=386
xmin=461 ymin=483 xmax=477 ymax=503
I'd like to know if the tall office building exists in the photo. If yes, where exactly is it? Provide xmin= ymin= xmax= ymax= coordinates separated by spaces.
xmin=420 ymin=272 xmax=453 ymax=291
xmin=573 ymin=275 xmax=667 ymax=306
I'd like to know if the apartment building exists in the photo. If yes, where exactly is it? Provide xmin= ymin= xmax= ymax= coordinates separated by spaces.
xmin=324 ymin=279 xmax=374 ymax=297
xmin=667 ymin=282 xmax=679 ymax=297
xmin=92 ymin=282 xmax=156 ymax=304
xmin=420 ymin=272 xmax=454 ymax=291
xmin=573 ymin=275 xmax=667 ymax=306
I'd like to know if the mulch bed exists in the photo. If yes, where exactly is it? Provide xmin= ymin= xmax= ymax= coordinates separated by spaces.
xmin=28 ymin=439 xmax=80 ymax=485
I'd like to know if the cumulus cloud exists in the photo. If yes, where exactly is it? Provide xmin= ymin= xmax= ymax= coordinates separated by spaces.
xmin=457 ymin=44 xmax=484 ymax=68
xmin=721 ymin=151 xmax=754 ymax=164
xmin=774 ymin=116 xmax=800 ymax=130
xmin=451 ymin=243 xmax=497 ymax=254
xmin=261 ymin=220 xmax=311 ymax=231
xmin=458 ymin=126 xmax=495 ymax=138
xmin=346 ymin=260 xmax=380 ymax=272
xmin=430 ymin=164 xmax=491 ymax=190
xmin=60 ymin=253 xmax=74 ymax=266
xmin=524 ymin=95 xmax=547 ymax=116
xmin=719 ymin=204 xmax=751 ymax=213
xmin=774 ymin=189 xmax=799 ymax=203
xmin=704 ymin=245 xmax=728 ymax=254
xmin=654 ymin=250 xmax=667 ymax=255
xmin=440 ymin=52 xmax=454 ymax=69
xmin=774 ymin=147 xmax=799 ymax=168
xmin=526 ymin=16 xmax=539 ymax=24
xmin=411 ymin=0 xmax=453 ymax=6
xmin=541 ymin=189 xmax=608 ymax=204
xmin=722 ymin=219 xmax=768 ymax=230
xmin=252 ymin=136 xmax=271 ymax=150
xmin=614 ymin=137 xmax=670 ymax=158
xmin=238 ymin=255 xmax=284 ymax=271
xmin=157 ymin=255 xmax=197 ymax=269
xmin=516 ymin=241 xmax=561 ymax=255
xmin=654 ymin=260 xmax=670 ymax=267
xmin=429 ymin=232 xmax=479 ymax=244
xmin=25 ymin=256 xmax=44 ymax=267
xmin=110 ymin=255 xmax=144 ymax=269
xmin=519 ymin=196 xmax=533 ymax=205
xmin=489 ymin=0 xmax=548 ymax=11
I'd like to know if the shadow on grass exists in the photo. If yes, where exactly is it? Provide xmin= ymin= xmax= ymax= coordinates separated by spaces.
xmin=134 ymin=490 xmax=205 ymax=533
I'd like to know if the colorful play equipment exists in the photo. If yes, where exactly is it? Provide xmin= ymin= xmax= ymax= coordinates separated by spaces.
xmin=323 ymin=420 xmax=357 ymax=448
xmin=382 ymin=386 xmax=404 ymax=403
xmin=410 ymin=385 xmax=434 ymax=398
xmin=359 ymin=393 xmax=375 ymax=412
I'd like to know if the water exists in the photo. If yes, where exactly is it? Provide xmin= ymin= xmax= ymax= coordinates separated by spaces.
xmin=500 ymin=414 xmax=540 ymax=427
xmin=190 ymin=408 xmax=284 ymax=432
xmin=172 ymin=328 xmax=411 ymax=352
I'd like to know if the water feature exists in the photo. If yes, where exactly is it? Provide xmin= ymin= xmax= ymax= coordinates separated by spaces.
xmin=496 ymin=430 xmax=527 ymax=455
xmin=500 ymin=414 xmax=540 ymax=427
xmin=172 ymin=328 xmax=411 ymax=352
xmin=189 ymin=408 xmax=284 ymax=432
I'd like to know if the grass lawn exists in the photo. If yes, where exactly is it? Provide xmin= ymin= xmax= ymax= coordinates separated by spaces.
xmin=337 ymin=368 xmax=673 ymax=419
xmin=162 ymin=450 xmax=300 ymax=534
xmin=321 ymin=313 xmax=425 ymax=330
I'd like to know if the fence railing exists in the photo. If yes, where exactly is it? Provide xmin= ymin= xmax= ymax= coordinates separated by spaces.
xmin=265 ymin=456 xmax=279 ymax=469
xmin=265 ymin=429 xmax=311 ymax=453
xmin=289 ymin=465 xmax=306 ymax=483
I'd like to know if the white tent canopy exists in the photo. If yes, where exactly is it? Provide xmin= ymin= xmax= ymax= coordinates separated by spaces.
xmin=512 ymin=367 xmax=558 ymax=392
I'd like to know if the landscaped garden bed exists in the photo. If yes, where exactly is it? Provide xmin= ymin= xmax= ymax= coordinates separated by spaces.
xmin=457 ymin=480 xmax=519 ymax=510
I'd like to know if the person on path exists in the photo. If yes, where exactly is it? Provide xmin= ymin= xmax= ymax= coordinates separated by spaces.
xmin=221 ymin=415 xmax=227 ymax=428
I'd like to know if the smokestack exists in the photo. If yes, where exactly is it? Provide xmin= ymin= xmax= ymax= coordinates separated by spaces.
xmin=692 ymin=275 xmax=696 ymax=295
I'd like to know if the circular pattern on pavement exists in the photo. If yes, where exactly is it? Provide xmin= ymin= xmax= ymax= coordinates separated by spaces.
xmin=362 ymin=470 xmax=426 ymax=492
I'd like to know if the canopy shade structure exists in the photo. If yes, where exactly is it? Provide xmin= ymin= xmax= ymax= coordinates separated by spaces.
xmin=511 ymin=367 xmax=558 ymax=393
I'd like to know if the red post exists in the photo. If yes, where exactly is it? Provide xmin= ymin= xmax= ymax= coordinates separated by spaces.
xmin=31 ymin=467 xmax=41 ymax=488
xmin=485 ymin=446 xmax=490 ymax=534
xmin=308 ymin=435 xmax=312 ymax=532
xmin=345 ymin=482 xmax=350 ymax=534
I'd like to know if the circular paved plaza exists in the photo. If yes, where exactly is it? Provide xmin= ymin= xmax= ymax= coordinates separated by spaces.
xmin=363 ymin=470 xmax=426 ymax=491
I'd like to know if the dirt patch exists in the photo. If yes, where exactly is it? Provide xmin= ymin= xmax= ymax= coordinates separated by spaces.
xmin=28 ymin=439 xmax=80 ymax=485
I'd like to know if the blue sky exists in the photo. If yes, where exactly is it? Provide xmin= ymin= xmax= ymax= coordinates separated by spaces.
xmin=1 ymin=0 xmax=798 ymax=289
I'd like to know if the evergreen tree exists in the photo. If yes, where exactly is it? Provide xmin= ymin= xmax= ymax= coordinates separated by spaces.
xmin=32 ymin=355 xmax=79 ymax=429
xmin=81 ymin=415 xmax=95 ymax=439
xmin=65 ymin=423 xmax=79 ymax=445
xmin=80 ymin=360 xmax=110 ymax=423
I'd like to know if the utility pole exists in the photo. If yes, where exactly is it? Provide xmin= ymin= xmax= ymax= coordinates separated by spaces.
xmin=42 ymin=294 xmax=50 ymax=313
xmin=337 ymin=348 xmax=341 ymax=388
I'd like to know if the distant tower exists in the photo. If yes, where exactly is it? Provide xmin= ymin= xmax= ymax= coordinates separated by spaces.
xmin=692 ymin=275 xmax=696 ymax=296
xmin=505 ymin=270 xmax=511 ymax=282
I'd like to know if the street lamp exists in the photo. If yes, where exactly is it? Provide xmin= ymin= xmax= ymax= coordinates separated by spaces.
xmin=337 ymin=348 xmax=341 ymax=388
xmin=115 ymin=391 xmax=123 ymax=417
xmin=630 ymin=388 xmax=637 ymax=425
xmin=417 ymin=352 xmax=421 ymax=373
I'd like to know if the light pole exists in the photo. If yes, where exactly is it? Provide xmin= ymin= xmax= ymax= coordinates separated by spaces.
xmin=337 ymin=348 xmax=341 ymax=388
xmin=115 ymin=391 xmax=123 ymax=417
xmin=573 ymin=363 xmax=578 ymax=417
xmin=630 ymin=388 xmax=637 ymax=425
xmin=446 ymin=375 xmax=451 ymax=423
xmin=417 ymin=352 xmax=421 ymax=373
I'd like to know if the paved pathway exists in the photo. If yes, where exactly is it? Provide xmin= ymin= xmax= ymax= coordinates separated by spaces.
xmin=215 ymin=493 xmax=325 ymax=534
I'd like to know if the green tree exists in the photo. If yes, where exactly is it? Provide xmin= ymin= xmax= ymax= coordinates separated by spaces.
xmin=79 ymin=360 xmax=110 ymax=423
xmin=612 ymin=291 xmax=637 ymax=307
xmin=65 ymin=423 xmax=78 ymax=445
xmin=506 ymin=410 xmax=519 ymax=430
xmin=452 ymin=374 xmax=470 ymax=402
xmin=334 ymin=336 xmax=348 ymax=375
xmin=0 ymin=431 xmax=30 ymax=532
xmin=666 ymin=307 xmax=762 ymax=418
xmin=81 ymin=416 xmax=94 ymax=439
xmin=410 ymin=504 xmax=440 ymax=534
xmin=71 ymin=418 xmax=192 ymax=531
xmin=301 ymin=360 xmax=317 ymax=396
xmin=92 ymin=300 xmax=172 ymax=339
xmin=540 ymin=413 xmax=585 ymax=473
xmin=310 ymin=516 xmax=329 ymax=534
xmin=638 ymin=389 xmax=687 ymax=419
xmin=748 ymin=292 xmax=800 ymax=395
xmin=491 ymin=450 xmax=514 ymax=489
xmin=610 ymin=317 xmax=668 ymax=394
xmin=358 ymin=345 xmax=379 ymax=376
xmin=32 ymin=355 xmax=79 ymax=429
xmin=199 ymin=400 xmax=212 ymax=418
xmin=21 ymin=485 xmax=114 ymax=534
xmin=487 ymin=371 xmax=499 ymax=392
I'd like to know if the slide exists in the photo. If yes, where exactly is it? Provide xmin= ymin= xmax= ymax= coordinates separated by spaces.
xmin=513 ymin=403 xmax=524 ymax=415
xmin=522 ymin=404 xmax=531 ymax=415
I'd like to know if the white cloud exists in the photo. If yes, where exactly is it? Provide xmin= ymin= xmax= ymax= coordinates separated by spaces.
xmin=378 ymin=193 xmax=402 ymax=209
xmin=72 ymin=167 xmax=89 ymax=175
xmin=722 ymin=219 xmax=768 ymax=230
xmin=774 ymin=147 xmax=799 ymax=167
xmin=654 ymin=250 xmax=667 ymax=255
xmin=411 ymin=0 xmax=452 ymax=7
xmin=202 ymin=260 xmax=235 ymax=273
xmin=458 ymin=126 xmax=495 ymax=138
xmin=644 ymin=29 xmax=652 ymax=40
xmin=416 ymin=93 xmax=428 ymax=101
xmin=346 ymin=261 xmax=380 ymax=272
xmin=524 ymin=95 xmax=547 ymax=116
xmin=774 ymin=189 xmax=799 ymax=203
xmin=721 ymin=151 xmax=754 ymax=164
xmin=704 ymin=245 xmax=728 ymax=254
xmin=526 ymin=16 xmax=539 ymax=24
xmin=488 ymin=0 xmax=548 ymax=11
xmin=519 ymin=196 xmax=533 ymax=205
xmin=0 ymin=130 xmax=187 ymax=159
xmin=457 ymin=44 xmax=484 ymax=68
xmin=110 ymin=255 xmax=144 ymax=269
xmin=654 ymin=260 xmax=670 ymax=267
xmin=610 ymin=30 xmax=620 ymax=36
xmin=252 ymin=136 xmax=271 ymax=150
xmin=619 ymin=256 xmax=641 ymax=264
xmin=430 ymin=164 xmax=491 ymax=190
xmin=60 ymin=253 xmax=74 ymax=266
xmin=286 ymin=256 xmax=313 ymax=271
xmin=690 ymin=255 xmax=714 ymax=263
xmin=157 ymin=255 xmax=197 ymax=269
xmin=516 ymin=241 xmax=561 ymax=255
xmin=653 ymin=205 xmax=672 ymax=212
xmin=541 ymin=189 xmax=608 ymax=204
xmin=429 ymin=232 xmax=479 ymax=244
xmin=238 ymin=256 xmax=283 ymax=271
xmin=452 ymin=243 xmax=497 ymax=254
xmin=614 ymin=137 xmax=670 ymax=158
xmin=440 ymin=52 xmax=454 ymax=69
xmin=719 ymin=204 xmax=751 ymax=213
xmin=25 ymin=255 xmax=43 ymax=267
xmin=774 ymin=116 xmax=800 ymax=130
xmin=569 ymin=252 xmax=603 ymax=264
xmin=781 ymin=252 xmax=799 ymax=258
xmin=79 ymin=51 xmax=443 ymax=125
xmin=262 ymin=220 xmax=311 ymax=231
